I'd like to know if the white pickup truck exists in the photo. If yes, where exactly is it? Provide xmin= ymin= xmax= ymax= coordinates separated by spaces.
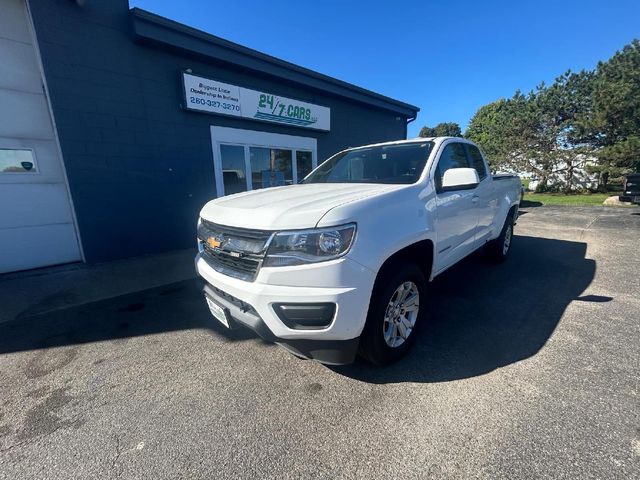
xmin=195 ymin=137 xmax=521 ymax=365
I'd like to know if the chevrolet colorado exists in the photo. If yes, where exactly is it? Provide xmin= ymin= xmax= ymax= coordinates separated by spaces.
xmin=195 ymin=137 xmax=521 ymax=365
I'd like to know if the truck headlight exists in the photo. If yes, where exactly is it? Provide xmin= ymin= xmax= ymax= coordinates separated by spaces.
xmin=264 ymin=223 xmax=356 ymax=267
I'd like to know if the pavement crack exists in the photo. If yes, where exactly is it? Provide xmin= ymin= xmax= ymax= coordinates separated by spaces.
xmin=0 ymin=438 xmax=30 ymax=454
xmin=580 ymin=214 xmax=601 ymax=238
xmin=111 ymin=435 xmax=124 ymax=478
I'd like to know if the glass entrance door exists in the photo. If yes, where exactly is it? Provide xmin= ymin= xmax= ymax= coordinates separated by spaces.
xmin=212 ymin=127 xmax=318 ymax=197
xmin=219 ymin=144 xmax=247 ymax=195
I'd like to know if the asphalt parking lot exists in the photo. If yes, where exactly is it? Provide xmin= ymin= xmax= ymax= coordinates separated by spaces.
xmin=1 ymin=205 xmax=638 ymax=479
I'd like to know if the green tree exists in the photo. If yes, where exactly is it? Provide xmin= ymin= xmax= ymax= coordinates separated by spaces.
xmin=418 ymin=122 xmax=462 ymax=137
xmin=466 ymin=39 xmax=640 ymax=192
xmin=465 ymin=99 xmax=509 ymax=167
xmin=465 ymin=93 xmax=538 ymax=173
xmin=582 ymin=39 xmax=640 ymax=187
xmin=418 ymin=125 xmax=437 ymax=137
xmin=532 ymin=70 xmax=595 ymax=192
xmin=467 ymin=71 xmax=596 ymax=191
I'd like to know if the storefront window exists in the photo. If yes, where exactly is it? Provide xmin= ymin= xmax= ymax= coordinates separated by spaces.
xmin=0 ymin=149 xmax=38 ymax=173
xmin=220 ymin=144 xmax=247 ymax=195
xmin=212 ymin=127 xmax=317 ymax=196
xmin=249 ymin=147 xmax=293 ymax=189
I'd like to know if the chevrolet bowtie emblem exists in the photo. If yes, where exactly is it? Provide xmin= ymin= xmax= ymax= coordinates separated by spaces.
xmin=206 ymin=237 xmax=222 ymax=249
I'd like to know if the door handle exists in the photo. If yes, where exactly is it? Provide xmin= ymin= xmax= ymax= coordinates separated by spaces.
xmin=472 ymin=195 xmax=479 ymax=203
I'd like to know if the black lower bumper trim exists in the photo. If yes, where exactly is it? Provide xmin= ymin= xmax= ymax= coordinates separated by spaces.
xmin=276 ymin=337 xmax=359 ymax=365
xmin=201 ymin=281 xmax=359 ymax=365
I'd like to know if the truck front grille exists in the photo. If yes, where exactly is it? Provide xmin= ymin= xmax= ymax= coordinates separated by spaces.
xmin=198 ymin=220 xmax=273 ymax=282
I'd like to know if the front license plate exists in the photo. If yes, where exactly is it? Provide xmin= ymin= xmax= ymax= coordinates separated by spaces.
xmin=206 ymin=297 xmax=229 ymax=328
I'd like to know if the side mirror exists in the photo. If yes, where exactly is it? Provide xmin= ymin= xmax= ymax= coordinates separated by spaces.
xmin=441 ymin=167 xmax=479 ymax=192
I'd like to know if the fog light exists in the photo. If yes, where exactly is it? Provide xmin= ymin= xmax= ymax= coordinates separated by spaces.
xmin=273 ymin=303 xmax=336 ymax=329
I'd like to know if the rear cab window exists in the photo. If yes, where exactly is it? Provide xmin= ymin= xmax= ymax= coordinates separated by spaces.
xmin=465 ymin=144 xmax=487 ymax=181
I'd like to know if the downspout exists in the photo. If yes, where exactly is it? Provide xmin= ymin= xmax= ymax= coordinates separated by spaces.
xmin=405 ymin=115 xmax=417 ymax=139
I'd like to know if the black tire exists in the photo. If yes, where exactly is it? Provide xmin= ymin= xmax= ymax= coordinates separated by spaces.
xmin=359 ymin=260 xmax=427 ymax=365
xmin=486 ymin=209 xmax=516 ymax=262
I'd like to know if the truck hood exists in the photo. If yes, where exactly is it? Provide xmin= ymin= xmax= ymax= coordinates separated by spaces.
xmin=200 ymin=183 xmax=399 ymax=230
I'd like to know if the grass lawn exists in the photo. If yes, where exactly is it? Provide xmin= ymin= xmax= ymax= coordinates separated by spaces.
xmin=522 ymin=192 xmax=621 ymax=207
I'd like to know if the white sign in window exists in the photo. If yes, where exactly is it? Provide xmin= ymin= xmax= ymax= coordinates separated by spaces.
xmin=0 ymin=148 xmax=38 ymax=173
xmin=184 ymin=72 xmax=330 ymax=131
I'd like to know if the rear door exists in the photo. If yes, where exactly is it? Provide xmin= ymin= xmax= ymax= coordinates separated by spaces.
xmin=433 ymin=141 xmax=479 ymax=273
xmin=465 ymin=144 xmax=497 ymax=243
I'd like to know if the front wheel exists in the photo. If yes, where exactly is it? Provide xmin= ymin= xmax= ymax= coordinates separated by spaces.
xmin=359 ymin=261 xmax=427 ymax=365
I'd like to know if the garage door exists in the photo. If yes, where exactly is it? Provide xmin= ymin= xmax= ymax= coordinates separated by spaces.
xmin=0 ymin=0 xmax=82 ymax=273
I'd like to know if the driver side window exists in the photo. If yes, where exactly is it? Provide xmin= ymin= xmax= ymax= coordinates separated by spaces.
xmin=434 ymin=143 xmax=469 ymax=191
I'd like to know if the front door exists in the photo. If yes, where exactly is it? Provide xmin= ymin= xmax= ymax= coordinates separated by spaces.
xmin=432 ymin=142 xmax=479 ymax=274
xmin=210 ymin=126 xmax=317 ymax=197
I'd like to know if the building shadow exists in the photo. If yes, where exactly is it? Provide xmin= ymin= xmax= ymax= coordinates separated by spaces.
xmin=0 ymin=278 xmax=256 ymax=355
xmin=331 ymin=235 xmax=595 ymax=383
xmin=0 ymin=235 xmax=596 ymax=385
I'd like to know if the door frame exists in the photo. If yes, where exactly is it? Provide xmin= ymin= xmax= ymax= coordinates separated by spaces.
xmin=210 ymin=126 xmax=317 ymax=197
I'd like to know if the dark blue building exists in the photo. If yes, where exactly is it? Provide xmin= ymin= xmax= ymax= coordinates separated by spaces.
xmin=0 ymin=0 xmax=418 ymax=272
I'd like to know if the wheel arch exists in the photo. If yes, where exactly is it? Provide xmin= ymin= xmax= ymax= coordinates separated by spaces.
xmin=359 ymin=239 xmax=433 ymax=364
xmin=491 ymin=198 xmax=520 ymax=239
xmin=374 ymin=239 xmax=435 ymax=286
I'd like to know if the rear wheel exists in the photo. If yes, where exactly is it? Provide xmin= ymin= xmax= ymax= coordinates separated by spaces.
xmin=486 ymin=209 xmax=516 ymax=262
xmin=359 ymin=261 xmax=427 ymax=365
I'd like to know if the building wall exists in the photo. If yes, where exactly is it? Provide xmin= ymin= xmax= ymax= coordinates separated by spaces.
xmin=28 ymin=0 xmax=408 ymax=262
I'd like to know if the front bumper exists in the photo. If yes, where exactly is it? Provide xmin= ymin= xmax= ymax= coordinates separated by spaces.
xmin=195 ymin=252 xmax=376 ymax=364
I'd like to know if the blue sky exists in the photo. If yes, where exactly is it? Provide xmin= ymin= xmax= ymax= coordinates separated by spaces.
xmin=130 ymin=0 xmax=639 ymax=137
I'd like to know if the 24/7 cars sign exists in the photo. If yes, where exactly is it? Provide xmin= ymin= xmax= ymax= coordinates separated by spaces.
xmin=182 ymin=72 xmax=330 ymax=131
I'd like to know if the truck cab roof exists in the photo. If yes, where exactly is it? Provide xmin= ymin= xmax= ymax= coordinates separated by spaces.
xmin=343 ymin=136 xmax=470 ymax=151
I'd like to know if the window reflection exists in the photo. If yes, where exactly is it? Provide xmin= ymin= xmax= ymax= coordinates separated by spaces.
xmin=0 ymin=149 xmax=37 ymax=173
xmin=296 ymin=150 xmax=313 ymax=182
xmin=249 ymin=147 xmax=292 ymax=189
xmin=220 ymin=144 xmax=247 ymax=195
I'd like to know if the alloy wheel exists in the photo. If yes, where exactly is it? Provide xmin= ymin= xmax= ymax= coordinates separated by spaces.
xmin=383 ymin=281 xmax=419 ymax=348
xmin=503 ymin=224 xmax=513 ymax=255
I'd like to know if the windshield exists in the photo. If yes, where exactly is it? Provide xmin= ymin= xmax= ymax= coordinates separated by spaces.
xmin=302 ymin=142 xmax=434 ymax=185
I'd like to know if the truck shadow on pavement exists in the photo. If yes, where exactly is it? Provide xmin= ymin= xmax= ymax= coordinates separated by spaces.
xmin=0 ymin=235 xmax=596 ymax=384
xmin=332 ymin=234 xmax=596 ymax=383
